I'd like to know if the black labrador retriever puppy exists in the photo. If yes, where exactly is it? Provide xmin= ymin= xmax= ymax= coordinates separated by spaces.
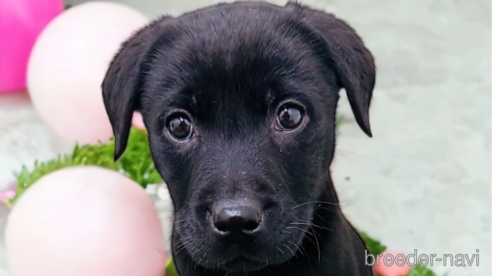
xmin=102 ymin=2 xmax=375 ymax=275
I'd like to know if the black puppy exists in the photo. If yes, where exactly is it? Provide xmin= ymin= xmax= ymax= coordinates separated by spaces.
xmin=102 ymin=2 xmax=375 ymax=275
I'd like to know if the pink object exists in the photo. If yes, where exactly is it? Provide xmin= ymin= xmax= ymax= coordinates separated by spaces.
xmin=6 ymin=166 xmax=166 ymax=276
xmin=372 ymin=251 xmax=411 ymax=276
xmin=0 ymin=0 xmax=63 ymax=93
xmin=27 ymin=2 xmax=148 ymax=145
xmin=132 ymin=112 xmax=147 ymax=131
xmin=0 ymin=181 xmax=17 ymax=204
xmin=0 ymin=189 xmax=16 ymax=201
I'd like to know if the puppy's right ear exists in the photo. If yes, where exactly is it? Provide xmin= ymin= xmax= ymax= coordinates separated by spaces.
xmin=102 ymin=17 xmax=171 ymax=160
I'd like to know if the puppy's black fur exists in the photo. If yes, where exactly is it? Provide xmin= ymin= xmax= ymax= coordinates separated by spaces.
xmin=102 ymin=2 xmax=375 ymax=275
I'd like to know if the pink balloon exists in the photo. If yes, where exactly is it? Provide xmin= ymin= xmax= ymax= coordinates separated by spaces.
xmin=6 ymin=166 xmax=166 ymax=276
xmin=27 ymin=2 xmax=149 ymax=145
xmin=132 ymin=112 xmax=147 ymax=131
xmin=0 ymin=0 xmax=63 ymax=93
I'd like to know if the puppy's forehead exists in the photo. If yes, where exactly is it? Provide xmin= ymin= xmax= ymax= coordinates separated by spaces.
xmin=143 ymin=5 xmax=334 ymax=126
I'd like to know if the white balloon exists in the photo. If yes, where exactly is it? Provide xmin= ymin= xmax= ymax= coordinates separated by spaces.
xmin=28 ymin=2 xmax=149 ymax=145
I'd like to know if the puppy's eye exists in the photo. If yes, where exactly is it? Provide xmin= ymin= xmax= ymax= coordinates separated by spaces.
xmin=167 ymin=114 xmax=193 ymax=141
xmin=276 ymin=103 xmax=304 ymax=130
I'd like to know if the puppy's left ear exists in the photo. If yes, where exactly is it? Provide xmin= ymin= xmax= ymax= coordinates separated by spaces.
xmin=287 ymin=3 xmax=376 ymax=137
xmin=102 ymin=17 xmax=172 ymax=160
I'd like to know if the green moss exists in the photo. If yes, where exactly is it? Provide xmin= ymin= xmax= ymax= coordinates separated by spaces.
xmin=165 ymin=259 xmax=179 ymax=276
xmin=408 ymin=265 xmax=437 ymax=276
xmin=13 ymin=128 xmax=162 ymax=203
xmin=358 ymin=231 xmax=387 ymax=256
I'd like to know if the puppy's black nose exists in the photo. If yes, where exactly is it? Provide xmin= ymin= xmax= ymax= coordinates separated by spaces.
xmin=212 ymin=200 xmax=262 ymax=237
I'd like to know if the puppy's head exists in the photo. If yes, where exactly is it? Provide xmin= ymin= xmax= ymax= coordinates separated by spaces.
xmin=103 ymin=2 xmax=374 ymax=273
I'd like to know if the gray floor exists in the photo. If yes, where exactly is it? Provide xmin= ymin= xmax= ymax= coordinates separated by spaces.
xmin=0 ymin=0 xmax=490 ymax=275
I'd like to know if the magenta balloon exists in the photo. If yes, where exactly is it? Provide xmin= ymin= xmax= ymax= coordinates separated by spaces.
xmin=0 ymin=0 xmax=64 ymax=93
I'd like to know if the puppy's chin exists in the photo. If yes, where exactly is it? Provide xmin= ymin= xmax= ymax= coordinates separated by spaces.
xmin=222 ymin=257 xmax=268 ymax=273
xmin=184 ymin=237 xmax=300 ymax=273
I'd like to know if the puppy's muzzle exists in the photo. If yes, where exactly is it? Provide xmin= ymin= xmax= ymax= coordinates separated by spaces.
xmin=210 ymin=199 xmax=263 ymax=242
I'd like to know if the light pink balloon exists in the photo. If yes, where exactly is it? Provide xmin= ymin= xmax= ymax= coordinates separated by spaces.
xmin=132 ymin=112 xmax=147 ymax=131
xmin=6 ymin=166 xmax=166 ymax=276
xmin=0 ymin=0 xmax=63 ymax=93
xmin=27 ymin=2 xmax=149 ymax=145
xmin=372 ymin=251 xmax=411 ymax=276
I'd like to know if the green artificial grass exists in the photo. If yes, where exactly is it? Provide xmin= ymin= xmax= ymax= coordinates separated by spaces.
xmin=13 ymin=128 xmax=162 ymax=203
xmin=408 ymin=265 xmax=437 ymax=276
xmin=12 ymin=127 xmax=435 ymax=276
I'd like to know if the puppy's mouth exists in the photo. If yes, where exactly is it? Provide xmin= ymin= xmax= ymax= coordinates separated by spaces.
xmin=223 ymin=256 xmax=268 ymax=273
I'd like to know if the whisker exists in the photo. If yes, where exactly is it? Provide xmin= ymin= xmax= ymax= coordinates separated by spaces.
xmin=283 ymin=243 xmax=295 ymax=256
xmin=275 ymin=246 xmax=285 ymax=255
xmin=291 ymin=201 xmax=339 ymax=210
xmin=287 ymin=241 xmax=304 ymax=256
xmin=315 ymin=205 xmax=340 ymax=213
xmin=285 ymin=226 xmax=309 ymax=235
xmin=174 ymin=225 xmax=187 ymax=231
xmin=175 ymin=239 xmax=192 ymax=249
xmin=302 ymin=234 xmax=317 ymax=249
xmin=197 ymin=251 xmax=208 ymax=265
xmin=298 ymin=242 xmax=313 ymax=269
xmin=292 ymin=220 xmax=333 ymax=232
xmin=284 ymin=225 xmax=318 ymax=258
xmin=310 ymin=225 xmax=321 ymax=263
xmin=314 ymin=213 xmax=333 ymax=225
xmin=286 ymin=224 xmax=318 ymax=238
xmin=174 ymin=241 xmax=193 ymax=255
xmin=191 ymin=246 xmax=202 ymax=257
xmin=171 ymin=236 xmax=191 ymax=249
